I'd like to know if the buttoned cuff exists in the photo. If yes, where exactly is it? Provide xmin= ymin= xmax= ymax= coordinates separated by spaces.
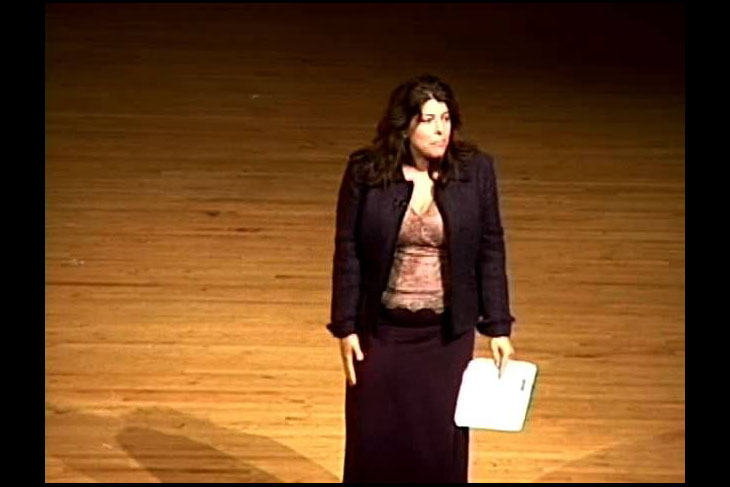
xmin=326 ymin=321 xmax=357 ymax=339
xmin=476 ymin=318 xmax=513 ymax=338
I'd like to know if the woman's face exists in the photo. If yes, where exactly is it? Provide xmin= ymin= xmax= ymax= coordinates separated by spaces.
xmin=407 ymin=98 xmax=451 ymax=161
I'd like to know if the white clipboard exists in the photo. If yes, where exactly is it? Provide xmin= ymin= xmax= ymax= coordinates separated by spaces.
xmin=454 ymin=358 xmax=538 ymax=432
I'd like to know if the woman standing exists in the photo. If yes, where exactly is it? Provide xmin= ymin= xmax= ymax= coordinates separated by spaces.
xmin=327 ymin=74 xmax=516 ymax=483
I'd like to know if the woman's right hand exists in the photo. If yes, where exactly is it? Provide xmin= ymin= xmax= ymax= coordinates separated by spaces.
xmin=339 ymin=333 xmax=365 ymax=386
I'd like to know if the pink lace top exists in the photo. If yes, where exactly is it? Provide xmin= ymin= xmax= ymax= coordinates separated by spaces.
xmin=380 ymin=200 xmax=450 ymax=313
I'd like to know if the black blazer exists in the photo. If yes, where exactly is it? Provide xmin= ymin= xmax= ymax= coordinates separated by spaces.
xmin=326 ymin=150 xmax=515 ymax=340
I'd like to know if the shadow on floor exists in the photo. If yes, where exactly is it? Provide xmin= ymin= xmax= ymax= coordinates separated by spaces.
xmin=533 ymin=428 xmax=685 ymax=483
xmin=45 ymin=404 xmax=340 ymax=483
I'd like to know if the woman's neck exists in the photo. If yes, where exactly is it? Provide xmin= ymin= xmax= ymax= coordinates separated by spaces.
xmin=411 ymin=154 xmax=429 ymax=171
xmin=404 ymin=158 xmax=441 ymax=181
xmin=410 ymin=155 xmax=442 ymax=174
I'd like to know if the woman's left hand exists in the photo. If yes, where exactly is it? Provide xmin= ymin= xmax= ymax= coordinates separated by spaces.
xmin=490 ymin=336 xmax=514 ymax=378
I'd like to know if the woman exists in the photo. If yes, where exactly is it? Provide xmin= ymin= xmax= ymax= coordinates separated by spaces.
xmin=326 ymin=74 xmax=516 ymax=483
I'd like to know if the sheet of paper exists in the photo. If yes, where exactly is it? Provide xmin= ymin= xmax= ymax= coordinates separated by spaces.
xmin=454 ymin=358 xmax=538 ymax=432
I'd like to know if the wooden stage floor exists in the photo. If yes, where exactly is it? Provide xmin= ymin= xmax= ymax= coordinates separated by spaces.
xmin=45 ymin=4 xmax=684 ymax=482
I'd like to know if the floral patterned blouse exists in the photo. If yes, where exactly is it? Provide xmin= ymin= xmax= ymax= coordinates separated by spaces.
xmin=380 ymin=199 xmax=450 ymax=313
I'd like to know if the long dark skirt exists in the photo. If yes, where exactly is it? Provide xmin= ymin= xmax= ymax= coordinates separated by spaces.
xmin=343 ymin=306 xmax=475 ymax=483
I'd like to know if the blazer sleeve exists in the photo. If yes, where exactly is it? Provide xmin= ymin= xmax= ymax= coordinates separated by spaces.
xmin=475 ymin=153 xmax=516 ymax=337
xmin=326 ymin=158 xmax=365 ymax=338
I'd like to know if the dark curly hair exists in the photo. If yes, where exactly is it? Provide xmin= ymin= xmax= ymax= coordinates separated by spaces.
xmin=350 ymin=74 xmax=479 ymax=187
